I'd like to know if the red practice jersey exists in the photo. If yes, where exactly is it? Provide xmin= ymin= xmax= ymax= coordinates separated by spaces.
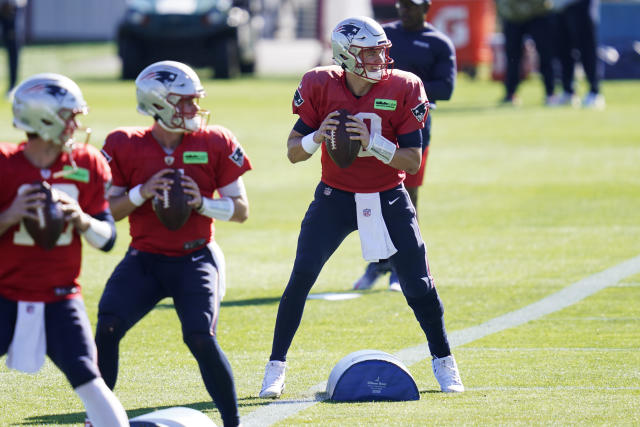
xmin=292 ymin=65 xmax=429 ymax=193
xmin=0 ymin=142 xmax=111 ymax=303
xmin=102 ymin=126 xmax=252 ymax=256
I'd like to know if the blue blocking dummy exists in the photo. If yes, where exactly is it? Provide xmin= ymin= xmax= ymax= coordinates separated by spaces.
xmin=327 ymin=350 xmax=419 ymax=402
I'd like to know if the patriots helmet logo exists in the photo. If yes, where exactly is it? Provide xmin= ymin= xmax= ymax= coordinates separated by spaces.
xmin=411 ymin=101 xmax=429 ymax=123
xmin=25 ymin=83 xmax=68 ymax=102
xmin=335 ymin=23 xmax=361 ymax=43
xmin=140 ymin=70 xmax=177 ymax=86
xmin=44 ymin=84 xmax=68 ymax=101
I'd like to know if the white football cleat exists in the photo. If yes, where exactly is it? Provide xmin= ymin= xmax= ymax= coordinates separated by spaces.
xmin=259 ymin=360 xmax=286 ymax=398
xmin=432 ymin=355 xmax=464 ymax=393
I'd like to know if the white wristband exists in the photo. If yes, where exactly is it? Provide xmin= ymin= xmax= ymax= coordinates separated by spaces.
xmin=81 ymin=216 xmax=113 ymax=249
xmin=368 ymin=133 xmax=397 ymax=164
xmin=128 ymin=184 xmax=146 ymax=207
xmin=197 ymin=196 xmax=235 ymax=221
xmin=301 ymin=131 xmax=320 ymax=155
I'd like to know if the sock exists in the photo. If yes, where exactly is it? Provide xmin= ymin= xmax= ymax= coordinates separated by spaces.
xmin=75 ymin=377 xmax=129 ymax=427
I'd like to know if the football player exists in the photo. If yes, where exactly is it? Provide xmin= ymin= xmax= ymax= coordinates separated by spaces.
xmin=259 ymin=16 xmax=463 ymax=399
xmin=353 ymin=0 xmax=457 ymax=291
xmin=96 ymin=60 xmax=251 ymax=427
xmin=0 ymin=74 xmax=128 ymax=427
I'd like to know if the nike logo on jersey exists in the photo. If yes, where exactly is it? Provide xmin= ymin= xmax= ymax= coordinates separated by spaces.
xmin=192 ymin=255 xmax=205 ymax=262
xmin=388 ymin=197 xmax=400 ymax=205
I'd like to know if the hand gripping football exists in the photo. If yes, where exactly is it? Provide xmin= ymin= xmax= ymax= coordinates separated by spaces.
xmin=23 ymin=181 xmax=66 ymax=250
xmin=151 ymin=169 xmax=192 ymax=231
xmin=325 ymin=109 xmax=360 ymax=168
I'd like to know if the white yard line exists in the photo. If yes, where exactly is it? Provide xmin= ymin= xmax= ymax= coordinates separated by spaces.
xmin=242 ymin=254 xmax=640 ymax=427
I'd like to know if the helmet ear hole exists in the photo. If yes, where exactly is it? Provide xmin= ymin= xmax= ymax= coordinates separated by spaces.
xmin=41 ymin=119 xmax=53 ymax=125
xmin=152 ymin=103 xmax=165 ymax=111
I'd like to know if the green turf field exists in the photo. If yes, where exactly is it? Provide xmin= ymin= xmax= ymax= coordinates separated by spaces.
xmin=0 ymin=43 xmax=639 ymax=426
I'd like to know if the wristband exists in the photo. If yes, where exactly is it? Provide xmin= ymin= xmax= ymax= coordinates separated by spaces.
xmin=368 ymin=133 xmax=397 ymax=164
xmin=301 ymin=131 xmax=320 ymax=155
xmin=196 ymin=196 xmax=235 ymax=221
xmin=128 ymin=184 xmax=146 ymax=207
xmin=81 ymin=216 xmax=113 ymax=249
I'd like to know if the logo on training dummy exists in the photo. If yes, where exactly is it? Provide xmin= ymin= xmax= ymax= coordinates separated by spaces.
xmin=367 ymin=376 xmax=387 ymax=394
xmin=164 ymin=155 xmax=175 ymax=166
xmin=229 ymin=145 xmax=245 ymax=167
xmin=411 ymin=101 xmax=428 ymax=123
xmin=363 ymin=208 xmax=371 ymax=217
xmin=374 ymin=98 xmax=397 ymax=111
xmin=336 ymin=23 xmax=361 ymax=43
xmin=293 ymin=88 xmax=304 ymax=107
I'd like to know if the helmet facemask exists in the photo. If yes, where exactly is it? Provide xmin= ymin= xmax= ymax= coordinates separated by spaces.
xmin=159 ymin=93 xmax=210 ymax=133
xmin=347 ymin=43 xmax=393 ymax=83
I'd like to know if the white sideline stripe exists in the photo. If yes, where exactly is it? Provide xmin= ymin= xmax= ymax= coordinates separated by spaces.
xmin=471 ymin=386 xmax=640 ymax=391
xmin=242 ymin=254 xmax=640 ymax=427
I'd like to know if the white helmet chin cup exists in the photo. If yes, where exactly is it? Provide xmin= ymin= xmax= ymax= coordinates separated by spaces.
xmin=12 ymin=73 xmax=88 ymax=146
xmin=135 ymin=60 xmax=209 ymax=133
xmin=331 ymin=16 xmax=393 ymax=83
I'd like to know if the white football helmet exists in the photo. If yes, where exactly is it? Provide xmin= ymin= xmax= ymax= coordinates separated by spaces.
xmin=135 ymin=60 xmax=209 ymax=133
xmin=332 ymin=16 xmax=393 ymax=83
xmin=12 ymin=73 xmax=89 ymax=147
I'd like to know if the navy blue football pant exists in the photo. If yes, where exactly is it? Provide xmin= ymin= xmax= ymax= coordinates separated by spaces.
xmin=554 ymin=0 xmax=601 ymax=94
xmin=95 ymin=245 xmax=239 ymax=427
xmin=503 ymin=14 xmax=556 ymax=98
xmin=269 ymin=183 xmax=451 ymax=362
xmin=0 ymin=295 xmax=101 ymax=388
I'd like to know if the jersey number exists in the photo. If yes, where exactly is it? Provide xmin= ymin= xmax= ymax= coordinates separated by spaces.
xmin=354 ymin=112 xmax=382 ymax=158
xmin=13 ymin=183 xmax=79 ymax=247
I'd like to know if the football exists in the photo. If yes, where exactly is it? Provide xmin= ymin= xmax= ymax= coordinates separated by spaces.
xmin=325 ymin=109 xmax=360 ymax=168
xmin=151 ymin=169 xmax=192 ymax=231
xmin=23 ymin=182 xmax=66 ymax=250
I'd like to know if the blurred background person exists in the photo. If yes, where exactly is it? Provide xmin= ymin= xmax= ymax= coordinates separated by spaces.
xmin=0 ymin=0 xmax=26 ymax=95
xmin=551 ymin=0 xmax=604 ymax=109
xmin=495 ymin=0 xmax=556 ymax=105
xmin=353 ymin=0 xmax=456 ymax=292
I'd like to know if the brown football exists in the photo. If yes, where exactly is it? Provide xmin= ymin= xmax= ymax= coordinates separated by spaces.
xmin=151 ymin=169 xmax=192 ymax=231
xmin=325 ymin=109 xmax=360 ymax=168
xmin=23 ymin=182 xmax=66 ymax=250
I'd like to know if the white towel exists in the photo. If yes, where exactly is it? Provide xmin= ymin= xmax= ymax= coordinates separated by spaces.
xmin=354 ymin=192 xmax=398 ymax=262
xmin=6 ymin=301 xmax=46 ymax=374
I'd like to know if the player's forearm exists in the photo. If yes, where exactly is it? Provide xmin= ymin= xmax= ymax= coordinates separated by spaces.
xmin=388 ymin=147 xmax=422 ymax=175
xmin=229 ymin=195 xmax=249 ymax=223
xmin=108 ymin=193 xmax=139 ymax=221
xmin=287 ymin=134 xmax=314 ymax=163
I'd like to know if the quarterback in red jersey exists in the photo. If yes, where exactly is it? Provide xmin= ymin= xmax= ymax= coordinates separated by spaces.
xmin=259 ymin=16 xmax=463 ymax=399
xmin=96 ymin=61 xmax=251 ymax=427
xmin=0 ymin=74 xmax=128 ymax=427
